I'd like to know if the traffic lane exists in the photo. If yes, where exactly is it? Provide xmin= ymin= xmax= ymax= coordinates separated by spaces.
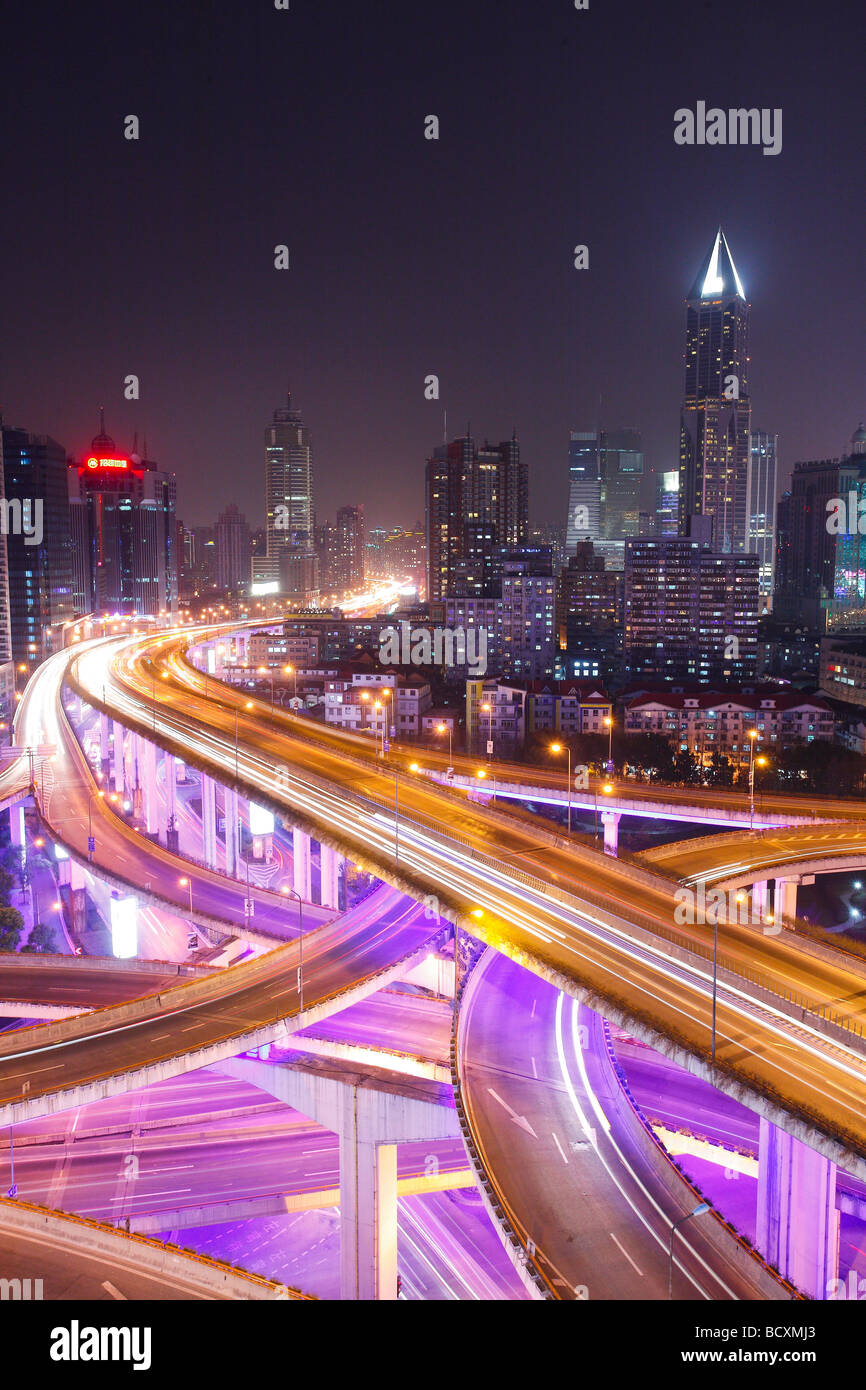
xmin=0 ymin=901 xmax=440 ymax=1113
xmin=113 ymin=660 xmax=866 ymax=1027
xmin=0 ymin=1228 xmax=215 ymax=1300
xmin=461 ymin=952 xmax=709 ymax=1300
xmin=99 ymin=661 xmax=866 ymax=1162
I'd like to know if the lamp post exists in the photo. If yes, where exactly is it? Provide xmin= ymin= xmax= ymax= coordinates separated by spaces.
xmin=747 ymin=731 xmax=767 ymax=832
xmin=604 ymin=714 xmax=613 ymax=775
xmin=481 ymin=701 xmax=492 ymax=760
xmin=669 ymin=1203 xmax=710 ymax=1299
xmin=476 ymin=767 xmax=496 ymax=803
xmin=87 ymin=789 xmax=105 ymax=863
xmin=436 ymin=721 xmax=453 ymax=764
xmin=257 ymin=666 xmax=276 ymax=724
xmin=283 ymin=664 xmax=298 ymax=705
xmin=179 ymin=875 xmax=193 ymax=919
xmin=550 ymin=742 xmax=572 ymax=835
xmin=282 ymin=885 xmax=304 ymax=1013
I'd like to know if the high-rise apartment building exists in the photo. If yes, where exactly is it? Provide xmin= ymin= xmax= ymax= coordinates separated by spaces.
xmin=679 ymin=229 xmax=751 ymax=553
xmin=1 ymin=421 xmax=74 ymax=668
xmin=425 ymin=433 xmax=527 ymax=601
xmin=214 ymin=503 xmax=251 ymax=591
xmin=624 ymin=534 xmax=758 ymax=684
xmin=333 ymin=505 xmax=366 ymax=594
xmin=747 ymin=430 xmax=778 ymax=608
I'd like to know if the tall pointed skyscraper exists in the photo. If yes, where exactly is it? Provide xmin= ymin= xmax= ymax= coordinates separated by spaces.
xmin=679 ymin=228 xmax=751 ymax=552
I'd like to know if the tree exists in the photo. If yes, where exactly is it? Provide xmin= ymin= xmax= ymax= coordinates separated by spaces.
xmin=0 ymin=905 xmax=24 ymax=952
xmin=21 ymin=922 xmax=58 ymax=954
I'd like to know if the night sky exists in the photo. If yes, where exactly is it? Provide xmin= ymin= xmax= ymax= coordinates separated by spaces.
xmin=0 ymin=0 xmax=863 ymax=530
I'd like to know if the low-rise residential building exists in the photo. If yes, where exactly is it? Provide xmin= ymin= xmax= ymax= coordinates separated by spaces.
xmin=466 ymin=677 xmax=613 ymax=752
xmin=622 ymin=687 xmax=835 ymax=763
xmin=524 ymin=679 xmax=612 ymax=736
xmin=324 ymin=669 xmax=432 ymax=739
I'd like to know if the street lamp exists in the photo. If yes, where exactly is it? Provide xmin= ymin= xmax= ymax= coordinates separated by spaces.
xmin=283 ymin=664 xmax=298 ymax=703
xmin=747 ymin=731 xmax=767 ymax=831
xmin=476 ymin=767 xmax=496 ymax=803
xmin=179 ymin=875 xmax=193 ymax=919
xmin=669 ymin=1203 xmax=710 ymax=1299
xmin=550 ymin=741 xmax=572 ymax=835
xmin=603 ymin=714 xmax=613 ymax=775
xmin=436 ymin=721 xmax=453 ymax=764
xmin=481 ymin=701 xmax=492 ymax=759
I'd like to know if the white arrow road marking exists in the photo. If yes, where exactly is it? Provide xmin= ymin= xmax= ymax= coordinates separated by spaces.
xmin=487 ymin=1087 xmax=538 ymax=1138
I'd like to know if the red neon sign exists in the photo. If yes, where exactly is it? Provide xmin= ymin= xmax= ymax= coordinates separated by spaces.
xmin=86 ymin=456 xmax=129 ymax=470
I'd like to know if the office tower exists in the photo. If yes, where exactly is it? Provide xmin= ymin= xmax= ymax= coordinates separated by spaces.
xmin=72 ymin=419 xmax=178 ymax=616
xmin=0 ymin=433 xmax=15 ymax=729
xmin=425 ymin=433 xmax=527 ymax=601
xmin=599 ymin=429 xmax=644 ymax=538
xmin=365 ymin=528 xmax=388 ymax=580
xmin=774 ymin=426 xmax=866 ymax=631
xmin=624 ymin=535 xmax=758 ymax=684
xmin=656 ymin=470 xmax=680 ymax=536
xmin=565 ymin=432 xmax=601 ymax=552
xmin=679 ymin=228 xmax=751 ymax=552
xmin=281 ymin=548 xmax=320 ymax=605
xmin=214 ymin=503 xmax=251 ymax=591
xmin=333 ymin=505 xmax=366 ymax=593
xmin=1 ymin=420 xmax=74 ymax=668
xmin=257 ymin=387 xmax=315 ymax=591
xmin=748 ymin=430 xmax=778 ymax=608
xmin=265 ymin=388 xmax=313 ymax=553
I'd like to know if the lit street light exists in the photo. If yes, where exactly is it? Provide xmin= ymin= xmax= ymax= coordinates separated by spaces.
xmin=436 ymin=720 xmax=453 ymax=764
xmin=550 ymin=741 xmax=571 ymax=835
xmin=747 ymin=730 xmax=768 ymax=831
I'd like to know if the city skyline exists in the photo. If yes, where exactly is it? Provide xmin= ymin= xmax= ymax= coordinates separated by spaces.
xmin=1 ymin=1 xmax=863 ymax=530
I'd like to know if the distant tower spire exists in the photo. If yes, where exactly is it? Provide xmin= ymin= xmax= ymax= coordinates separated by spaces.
xmin=443 ymin=408 xmax=447 ymax=444
xmin=99 ymin=405 xmax=105 ymax=435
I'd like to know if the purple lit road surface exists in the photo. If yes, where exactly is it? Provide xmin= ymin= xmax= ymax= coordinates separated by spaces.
xmin=459 ymin=951 xmax=774 ymax=1299
xmin=0 ymin=1068 xmax=520 ymax=1300
xmin=611 ymin=1029 xmax=866 ymax=1292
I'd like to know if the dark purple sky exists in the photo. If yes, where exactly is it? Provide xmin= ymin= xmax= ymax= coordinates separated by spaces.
xmin=0 ymin=0 xmax=863 ymax=530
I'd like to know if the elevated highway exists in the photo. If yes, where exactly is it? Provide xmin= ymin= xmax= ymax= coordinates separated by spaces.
xmin=45 ymin=627 xmax=866 ymax=1176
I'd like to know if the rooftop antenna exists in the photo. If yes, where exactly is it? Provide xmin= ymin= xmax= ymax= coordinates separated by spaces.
xmin=443 ymin=408 xmax=447 ymax=444
xmin=98 ymin=404 xmax=105 ymax=436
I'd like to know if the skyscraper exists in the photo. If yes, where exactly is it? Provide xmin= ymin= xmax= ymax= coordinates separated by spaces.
xmin=624 ymin=534 xmax=758 ymax=684
xmin=425 ymin=433 xmax=527 ymax=601
xmin=1 ymin=420 xmax=74 ymax=668
xmin=599 ymin=429 xmax=644 ymax=538
xmin=747 ymin=430 xmax=778 ymax=608
xmin=333 ymin=504 xmax=366 ymax=593
xmin=565 ymin=432 xmax=601 ymax=552
xmin=774 ymin=426 xmax=866 ymax=631
xmin=72 ymin=419 xmax=178 ymax=616
xmin=259 ymin=388 xmax=315 ymax=590
xmin=214 ymin=503 xmax=251 ymax=591
xmin=679 ymin=228 xmax=751 ymax=552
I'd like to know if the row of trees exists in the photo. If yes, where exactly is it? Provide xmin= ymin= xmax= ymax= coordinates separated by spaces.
xmin=524 ymin=730 xmax=866 ymax=796
xmin=0 ymin=840 xmax=58 ymax=952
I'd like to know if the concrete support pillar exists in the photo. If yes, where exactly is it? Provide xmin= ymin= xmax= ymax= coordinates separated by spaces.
xmin=112 ymin=721 xmax=125 ymax=794
xmin=69 ymin=859 xmax=87 ymax=891
xmin=756 ymin=1117 xmax=839 ymax=1300
xmin=774 ymin=875 xmax=800 ymax=924
xmin=99 ymin=713 xmax=111 ymax=764
xmin=293 ymin=827 xmax=312 ymax=901
xmin=142 ymin=739 xmax=159 ymax=835
xmin=601 ymin=809 xmax=621 ymax=856
xmin=201 ymin=774 xmax=217 ymax=870
xmin=224 ymin=787 xmax=239 ymax=877
xmin=8 ymin=803 xmax=25 ymax=853
xmin=320 ymin=844 xmax=343 ymax=910
xmin=751 ymin=879 xmax=769 ymax=920
xmin=339 ymin=1130 xmax=398 ymax=1301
